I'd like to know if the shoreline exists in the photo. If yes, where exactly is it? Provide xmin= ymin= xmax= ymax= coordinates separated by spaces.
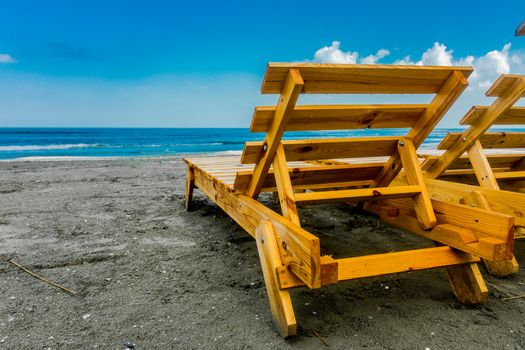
xmin=0 ymin=150 xmax=243 ymax=162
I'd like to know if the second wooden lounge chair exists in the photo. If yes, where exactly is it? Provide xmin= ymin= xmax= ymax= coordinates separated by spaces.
xmin=184 ymin=63 xmax=515 ymax=337
xmin=418 ymin=74 xmax=525 ymax=276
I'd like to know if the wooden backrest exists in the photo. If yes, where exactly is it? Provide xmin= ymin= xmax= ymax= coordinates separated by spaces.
xmin=239 ymin=63 xmax=472 ymax=197
xmin=425 ymin=74 xmax=525 ymax=179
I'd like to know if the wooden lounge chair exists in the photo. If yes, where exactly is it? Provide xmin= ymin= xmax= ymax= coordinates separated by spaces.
xmin=418 ymin=74 xmax=525 ymax=276
xmin=183 ymin=63 xmax=515 ymax=337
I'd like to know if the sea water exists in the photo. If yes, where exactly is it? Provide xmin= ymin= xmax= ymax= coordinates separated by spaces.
xmin=0 ymin=127 xmax=520 ymax=160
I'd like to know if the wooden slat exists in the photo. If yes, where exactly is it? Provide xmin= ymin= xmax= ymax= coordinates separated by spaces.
xmin=241 ymin=137 xmax=400 ymax=164
xmin=277 ymin=246 xmax=479 ymax=288
xmin=261 ymin=63 xmax=473 ymax=94
xmin=461 ymin=106 xmax=525 ymax=125
xmin=374 ymin=70 xmax=470 ymax=186
xmin=398 ymin=138 xmax=436 ymax=229
xmin=246 ymin=68 xmax=304 ymax=198
xmin=438 ymin=132 xmax=525 ymax=150
xmin=250 ymin=104 xmax=426 ymax=132
xmin=294 ymin=185 xmax=421 ymax=205
xmin=234 ymin=163 xmax=384 ymax=192
xmin=494 ymin=170 xmax=525 ymax=179
xmin=422 ymin=154 xmax=525 ymax=171
xmin=272 ymin=144 xmax=300 ymax=226
xmin=487 ymin=75 xmax=525 ymax=97
xmin=337 ymin=247 xmax=479 ymax=281
xmin=467 ymin=140 xmax=500 ymax=188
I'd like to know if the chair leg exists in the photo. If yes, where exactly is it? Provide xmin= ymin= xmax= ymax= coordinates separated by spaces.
xmin=460 ymin=190 xmax=519 ymax=277
xmin=484 ymin=258 xmax=519 ymax=277
xmin=185 ymin=166 xmax=195 ymax=211
xmin=445 ymin=263 xmax=488 ymax=304
xmin=256 ymin=221 xmax=297 ymax=337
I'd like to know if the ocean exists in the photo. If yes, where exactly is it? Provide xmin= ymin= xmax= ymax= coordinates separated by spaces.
xmin=0 ymin=127 xmax=516 ymax=160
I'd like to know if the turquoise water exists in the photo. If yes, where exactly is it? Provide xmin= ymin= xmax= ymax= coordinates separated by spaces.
xmin=0 ymin=127 xmax=507 ymax=160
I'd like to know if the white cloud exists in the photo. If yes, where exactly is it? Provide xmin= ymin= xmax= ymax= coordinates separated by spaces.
xmin=361 ymin=49 xmax=390 ymax=64
xmin=314 ymin=41 xmax=358 ymax=64
xmin=419 ymin=42 xmax=453 ymax=66
xmin=0 ymin=53 xmax=17 ymax=64
xmin=313 ymin=41 xmax=525 ymax=90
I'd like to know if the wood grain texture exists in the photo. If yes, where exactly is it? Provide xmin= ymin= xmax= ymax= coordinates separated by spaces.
xmin=233 ymin=163 xmax=383 ymax=192
xmin=250 ymin=104 xmax=426 ymax=132
xmin=460 ymin=106 xmax=525 ymax=125
xmin=261 ymin=63 xmax=472 ymax=94
xmin=241 ymin=137 xmax=400 ymax=164
xmin=460 ymin=191 xmax=519 ymax=277
xmin=398 ymin=138 xmax=436 ymax=229
xmin=445 ymin=263 xmax=488 ymax=304
xmin=272 ymin=144 xmax=300 ymax=226
xmin=438 ymin=132 xmax=525 ymax=150
xmin=294 ymin=185 xmax=421 ymax=205
xmin=255 ymin=221 xmax=297 ymax=337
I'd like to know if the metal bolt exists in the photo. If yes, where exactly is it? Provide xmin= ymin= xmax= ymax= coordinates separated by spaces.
xmin=399 ymin=141 xmax=405 ymax=147
xmin=261 ymin=236 xmax=265 ymax=244
xmin=262 ymin=143 xmax=268 ymax=152
xmin=282 ymin=241 xmax=287 ymax=250
xmin=462 ymin=137 xmax=467 ymax=142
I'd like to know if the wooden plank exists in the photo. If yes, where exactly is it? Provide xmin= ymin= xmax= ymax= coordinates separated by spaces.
xmin=250 ymin=104 xmax=426 ymax=132
xmin=234 ymin=163 xmax=384 ymax=192
xmin=276 ymin=247 xmax=478 ymax=289
xmin=366 ymin=200 xmax=510 ymax=261
xmin=294 ymin=185 xmax=421 ymax=205
xmin=261 ymin=63 xmax=472 ymax=94
xmin=486 ymin=75 xmax=525 ymax=97
xmin=420 ymin=177 xmax=525 ymax=228
xmin=188 ymin=163 xmax=322 ymax=288
xmin=374 ymin=70 xmax=469 ymax=186
xmin=460 ymin=191 xmax=519 ymax=277
xmin=438 ymin=132 xmax=525 ymax=150
xmin=494 ymin=170 xmax=525 ymax=180
xmin=276 ymin=255 xmax=339 ymax=289
xmin=426 ymin=76 xmax=525 ymax=178
xmin=460 ymin=106 xmax=525 ymax=125
xmin=337 ymin=247 xmax=479 ymax=281
xmin=255 ymin=221 xmax=297 ymax=337
xmin=467 ymin=140 xmax=500 ymax=188
xmin=398 ymin=138 xmax=436 ymax=229
xmin=241 ymin=137 xmax=400 ymax=164
xmin=445 ymin=263 xmax=488 ymax=304
xmin=272 ymin=144 xmax=300 ymax=226
xmin=246 ymin=68 xmax=304 ymax=198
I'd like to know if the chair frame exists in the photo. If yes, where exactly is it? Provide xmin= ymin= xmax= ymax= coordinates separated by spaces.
xmin=184 ymin=63 xmax=515 ymax=336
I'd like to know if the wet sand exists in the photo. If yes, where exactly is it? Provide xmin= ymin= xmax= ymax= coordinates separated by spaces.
xmin=1 ymin=157 xmax=525 ymax=349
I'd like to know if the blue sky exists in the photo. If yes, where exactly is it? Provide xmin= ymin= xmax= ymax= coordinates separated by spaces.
xmin=1 ymin=0 xmax=525 ymax=127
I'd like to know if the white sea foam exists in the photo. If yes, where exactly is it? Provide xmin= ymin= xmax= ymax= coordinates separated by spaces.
xmin=0 ymin=143 xmax=98 ymax=151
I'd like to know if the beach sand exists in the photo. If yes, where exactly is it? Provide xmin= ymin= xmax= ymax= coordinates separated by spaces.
xmin=1 ymin=157 xmax=525 ymax=349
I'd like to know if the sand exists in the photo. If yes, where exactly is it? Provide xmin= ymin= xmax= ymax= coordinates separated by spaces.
xmin=1 ymin=157 xmax=525 ymax=349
